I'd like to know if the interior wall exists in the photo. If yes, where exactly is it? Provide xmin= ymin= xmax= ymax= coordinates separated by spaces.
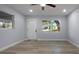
xmin=0 ymin=5 xmax=26 ymax=48
xmin=68 ymin=7 xmax=79 ymax=46
xmin=25 ymin=16 xmax=68 ymax=40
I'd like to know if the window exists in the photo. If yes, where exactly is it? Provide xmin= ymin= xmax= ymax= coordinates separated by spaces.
xmin=42 ymin=20 xmax=49 ymax=31
xmin=42 ymin=20 xmax=60 ymax=32
xmin=49 ymin=20 xmax=60 ymax=32
xmin=0 ymin=11 xmax=14 ymax=29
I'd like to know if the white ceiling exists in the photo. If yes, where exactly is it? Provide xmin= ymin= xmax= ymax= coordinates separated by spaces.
xmin=7 ymin=4 xmax=79 ymax=16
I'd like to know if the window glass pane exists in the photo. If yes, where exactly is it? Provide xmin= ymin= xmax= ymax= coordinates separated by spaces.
xmin=42 ymin=20 xmax=60 ymax=32
xmin=0 ymin=11 xmax=14 ymax=29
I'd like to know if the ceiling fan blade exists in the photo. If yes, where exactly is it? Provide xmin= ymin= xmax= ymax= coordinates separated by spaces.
xmin=46 ymin=4 xmax=56 ymax=8
xmin=31 ymin=4 xmax=38 ymax=6
xmin=42 ymin=7 xmax=45 ymax=11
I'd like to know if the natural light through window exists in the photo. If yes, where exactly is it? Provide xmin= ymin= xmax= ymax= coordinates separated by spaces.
xmin=42 ymin=20 xmax=60 ymax=32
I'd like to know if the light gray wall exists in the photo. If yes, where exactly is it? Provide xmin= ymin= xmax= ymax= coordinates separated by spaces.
xmin=68 ymin=8 xmax=79 ymax=45
xmin=26 ymin=16 xmax=68 ymax=40
xmin=0 ymin=5 xmax=26 ymax=48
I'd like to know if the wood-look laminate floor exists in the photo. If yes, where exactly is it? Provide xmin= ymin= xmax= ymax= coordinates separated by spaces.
xmin=0 ymin=40 xmax=79 ymax=54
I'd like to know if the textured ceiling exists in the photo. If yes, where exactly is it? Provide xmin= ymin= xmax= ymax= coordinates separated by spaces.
xmin=7 ymin=4 xmax=79 ymax=16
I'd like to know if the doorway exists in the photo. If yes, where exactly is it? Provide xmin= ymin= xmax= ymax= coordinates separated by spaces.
xmin=26 ymin=20 xmax=37 ymax=40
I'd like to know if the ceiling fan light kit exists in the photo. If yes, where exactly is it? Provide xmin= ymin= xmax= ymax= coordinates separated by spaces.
xmin=31 ymin=4 xmax=56 ymax=11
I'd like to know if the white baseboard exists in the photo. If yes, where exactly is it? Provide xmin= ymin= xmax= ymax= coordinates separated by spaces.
xmin=0 ymin=39 xmax=25 ymax=51
xmin=68 ymin=40 xmax=79 ymax=48
xmin=37 ymin=39 xmax=67 ymax=41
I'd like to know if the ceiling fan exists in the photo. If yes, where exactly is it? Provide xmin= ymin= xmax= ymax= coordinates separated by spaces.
xmin=31 ymin=4 xmax=56 ymax=11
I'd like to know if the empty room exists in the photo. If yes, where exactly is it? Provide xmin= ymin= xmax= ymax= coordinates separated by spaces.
xmin=0 ymin=4 xmax=79 ymax=54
